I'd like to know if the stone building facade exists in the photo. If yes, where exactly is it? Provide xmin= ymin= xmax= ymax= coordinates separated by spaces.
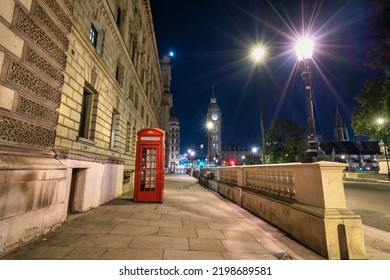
xmin=159 ymin=54 xmax=173 ymax=168
xmin=168 ymin=108 xmax=180 ymax=171
xmin=0 ymin=0 xmax=169 ymax=255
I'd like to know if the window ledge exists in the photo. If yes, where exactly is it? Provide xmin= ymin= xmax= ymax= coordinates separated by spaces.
xmin=77 ymin=137 xmax=96 ymax=146
xmin=109 ymin=146 xmax=119 ymax=152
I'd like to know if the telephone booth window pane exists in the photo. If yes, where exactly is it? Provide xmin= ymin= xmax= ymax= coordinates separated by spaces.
xmin=140 ymin=147 xmax=157 ymax=192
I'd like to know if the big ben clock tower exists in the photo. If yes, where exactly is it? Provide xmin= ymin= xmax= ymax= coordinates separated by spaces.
xmin=207 ymin=85 xmax=222 ymax=165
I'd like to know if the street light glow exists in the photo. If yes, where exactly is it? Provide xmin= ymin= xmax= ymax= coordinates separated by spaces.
xmin=295 ymin=38 xmax=314 ymax=60
xmin=377 ymin=118 xmax=385 ymax=125
xmin=252 ymin=46 xmax=265 ymax=62
xmin=207 ymin=121 xmax=213 ymax=129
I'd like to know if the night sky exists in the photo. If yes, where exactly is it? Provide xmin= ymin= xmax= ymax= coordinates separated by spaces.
xmin=149 ymin=0 xmax=380 ymax=154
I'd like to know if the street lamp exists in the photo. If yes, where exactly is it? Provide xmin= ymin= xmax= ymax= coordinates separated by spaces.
xmin=187 ymin=149 xmax=196 ymax=168
xmin=207 ymin=122 xmax=213 ymax=166
xmin=252 ymin=46 xmax=267 ymax=164
xmin=295 ymin=38 xmax=323 ymax=163
xmin=377 ymin=118 xmax=390 ymax=180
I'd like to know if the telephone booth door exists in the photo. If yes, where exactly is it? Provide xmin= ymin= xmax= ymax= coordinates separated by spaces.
xmin=134 ymin=128 xmax=165 ymax=202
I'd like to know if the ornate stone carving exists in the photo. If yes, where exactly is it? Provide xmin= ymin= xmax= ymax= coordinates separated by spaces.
xmin=17 ymin=96 xmax=59 ymax=125
xmin=15 ymin=7 xmax=67 ymax=68
xmin=42 ymin=0 xmax=72 ymax=32
xmin=25 ymin=46 xmax=64 ymax=85
xmin=0 ymin=115 xmax=56 ymax=147
xmin=34 ymin=4 xmax=69 ymax=49
xmin=6 ymin=58 xmax=62 ymax=106
xmin=61 ymin=0 xmax=75 ymax=15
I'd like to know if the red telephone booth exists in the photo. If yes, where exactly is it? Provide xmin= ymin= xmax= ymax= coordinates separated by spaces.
xmin=134 ymin=128 xmax=165 ymax=202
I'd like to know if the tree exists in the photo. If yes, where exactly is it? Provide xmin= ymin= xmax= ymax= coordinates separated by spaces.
xmin=365 ymin=0 xmax=390 ymax=76
xmin=265 ymin=119 xmax=307 ymax=163
xmin=351 ymin=78 xmax=390 ymax=142
xmin=351 ymin=0 xmax=390 ymax=143
xmin=243 ymin=154 xmax=262 ymax=165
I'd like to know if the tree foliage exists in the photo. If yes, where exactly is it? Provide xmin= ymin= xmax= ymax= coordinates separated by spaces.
xmin=243 ymin=154 xmax=262 ymax=165
xmin=351 ymin=78 xmax=390 ymax=141
xmin=351 ymin=0 xmax=390 ymax=143
xmin=265 ymin=119 xmax=307 ymax=163
xmin=365 ymin=0 xmax=390 ymax=75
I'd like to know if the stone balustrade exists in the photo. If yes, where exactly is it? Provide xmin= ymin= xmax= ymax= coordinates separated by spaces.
xmin=199 ymin=162 xmax=366 ymax=260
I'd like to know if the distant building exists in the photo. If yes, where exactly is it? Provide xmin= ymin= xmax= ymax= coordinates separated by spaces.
xmin=168 ymin=109 xmax=180 ymax=171
xmin=320 ymin=141 xmax=380 ymax=171
xmin=221 ymin=145 xmax=252 ymax=165
xmin=319 ymin=106 xmax=379 ymax=170
xmin=334 ymin=106 xmax=350 ymax=141
xmin=207 ymin=85 xmax=222 ymax=165
xmin=160 ymin=54 xmax=174 ymax=167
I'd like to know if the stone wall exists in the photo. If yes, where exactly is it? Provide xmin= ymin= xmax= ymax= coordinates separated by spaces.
xmin=198 ymin=162 xmax=367 ymax=260
xmin=0 ymin=0 xmax=73 ymax=256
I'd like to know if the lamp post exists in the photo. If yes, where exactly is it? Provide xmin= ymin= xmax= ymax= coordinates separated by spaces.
xmin=295 ymin=38 xmax=323 ymax=162
xmin=252 ymin=46 xmax=267 ymax=164
xmin=199 ymin=143 xmax=204 ymax=167
xmin=188 ymin=149 xmax=195 ymax=168
xmin=377 ymin=118 xmax=390 ymax=180
xmin=207 ymin=122 xmax=213 ymax=167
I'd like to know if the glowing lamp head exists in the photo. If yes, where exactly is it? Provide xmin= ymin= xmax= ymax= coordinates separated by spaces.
xmin=207 ymin=122 xmax=213 ymax=129
xmin=169 ymin=51 xmax=174 ymax=57
xmin=295 ymin=39 xmax=314 ymax=60
xmin=252 ymin=47 xmax=265 ymax=62
xmin=377 ymin=118 xmax=385 ymax=125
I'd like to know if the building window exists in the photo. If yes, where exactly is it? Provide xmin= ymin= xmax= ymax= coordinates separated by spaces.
xmin=116 ymin=63 xmax=123 ymax=85
xmin=116 ymin=6 xmax=125 ymax=36
xmin=89 ymin=24 xmax=97 ymax=47
xmin=134 ymin=94 xmax=139 ymax=109
xmin=125 ymin=121 xmax=131 ymax=153
xmin=116 ymin=7 xmax=122 ymax=28
xmin=78 ymin=89 xmax=93 ymax=139
xmin=110 ymin=109 xmax=120 ymax=149
xmin=89 ymin=20 xmax=103 ymax=53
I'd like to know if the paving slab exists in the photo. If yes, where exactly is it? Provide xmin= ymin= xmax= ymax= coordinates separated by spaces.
xmin=164 ymin=250 xmax=224 ymax=260
xmin=189 ymin=238 xmax=226 ymax=252
xmin=100 ymin=248 xmax=164 ymax=260
xmin=196 ymin=228 xmax=225 ymax=239
xmin=129 ymin=236 xmax=189 ymax=250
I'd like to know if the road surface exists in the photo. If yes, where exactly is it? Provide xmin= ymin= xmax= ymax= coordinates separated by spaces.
xmin=344 ymin=181 xmax=390 ymax=233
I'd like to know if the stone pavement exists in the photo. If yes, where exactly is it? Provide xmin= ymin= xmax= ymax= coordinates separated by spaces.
xmin=1 ymin=174 xmax=390 ymax=260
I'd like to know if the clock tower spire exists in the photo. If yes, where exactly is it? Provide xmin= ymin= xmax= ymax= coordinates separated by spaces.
xmin=207 ymin=85 xmax=222 ymax=166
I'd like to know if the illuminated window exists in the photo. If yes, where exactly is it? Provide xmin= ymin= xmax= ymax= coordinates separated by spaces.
xmin=89 ymin=20 xmax=103 ymax=53
xmin=89 ymin=24 xmax=98 ymax=47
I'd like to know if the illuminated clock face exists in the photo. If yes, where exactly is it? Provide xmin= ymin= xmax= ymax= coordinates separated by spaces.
xmin=211 ymin=113 xmax=218 ymax=121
